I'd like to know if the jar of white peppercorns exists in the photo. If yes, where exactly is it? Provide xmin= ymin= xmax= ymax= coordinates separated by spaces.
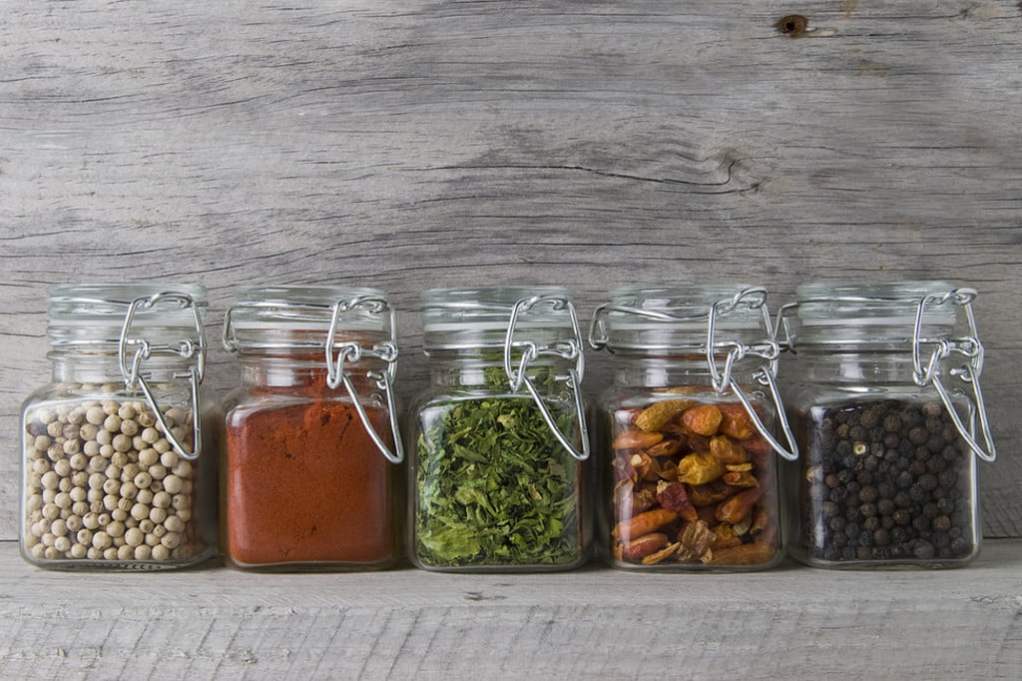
xmin=779 ymin=282 xmax=996 ymax=569
xmin=20 ymin=284 xmax=218 ymax=569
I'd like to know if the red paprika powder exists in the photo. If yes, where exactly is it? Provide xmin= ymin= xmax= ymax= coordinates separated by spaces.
xmin=221 ymin=287 xmax=403 ymax=570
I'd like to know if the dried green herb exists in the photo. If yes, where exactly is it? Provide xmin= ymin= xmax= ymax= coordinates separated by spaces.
xmin=414 ymin=372 xmax=581 ymax=567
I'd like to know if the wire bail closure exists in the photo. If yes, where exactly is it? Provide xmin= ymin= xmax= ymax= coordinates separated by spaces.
xmin=117 ymin=292 xmax=206 ymax=461
xmin=324 ymin=296 xmax=403 ymax=464
xmin=777 ymin=287 xmax=995 ymax=463
xmin=223 ymin=295 xmax=403 ymax=464
xmin=911 ymin=289 xmax=995 ymax=462
xmin=705 ymin=288 xmax=799 ymax=461
xmin=503 ymin=295 xmax=590 ymax=461
xmin=589 ymin=287 xmax=799 ymax=462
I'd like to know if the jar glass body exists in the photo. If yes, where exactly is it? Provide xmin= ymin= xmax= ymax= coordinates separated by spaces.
xmin=222 ymin=357 xmax=401 ymax=570
xmin=782 ymin=351 xmax=980 ymax=568
xmin=408 ymin=354 xmax=589 ymax=572
xmin=598 ymin=357 xmax=783 ymax=571
xmin=20 ymin=360 xmax=218 ymax=570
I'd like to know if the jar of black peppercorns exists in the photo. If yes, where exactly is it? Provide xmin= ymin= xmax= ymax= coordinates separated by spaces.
xmin=779 ymin=282 xmax=996 ymax=569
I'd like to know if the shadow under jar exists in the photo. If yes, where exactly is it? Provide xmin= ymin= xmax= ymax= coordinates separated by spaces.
xmin=409 ymin=287 xmax=591 ymax=572
xmin=221 ymin=287 xmax=404 ymax=571
xmin=20 ymin=284 xmax=217 ymax=570
xmin=781 ymin=281 xmax=997 ymax=569
xmin=589 ymin=285 xmax=798 ymax=571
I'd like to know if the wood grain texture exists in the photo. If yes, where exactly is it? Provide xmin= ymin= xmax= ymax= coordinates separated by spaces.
xmin=1 ymin=1 xmax=1021 ymax=542
xmin=0 ymin=540 xmax=1019 ymax=680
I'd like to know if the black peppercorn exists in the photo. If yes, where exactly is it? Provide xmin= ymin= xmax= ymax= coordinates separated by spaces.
xmin=913 ymin=540 xmax=935 ymax=559
xmin=798 ymin=399 xmax=974 ymax=565
xmin=908 ymin=426 xmax=928 ymax=445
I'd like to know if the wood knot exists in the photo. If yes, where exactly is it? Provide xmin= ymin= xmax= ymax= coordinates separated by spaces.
xmin=776 ymin=14 xmax=808 ymax=36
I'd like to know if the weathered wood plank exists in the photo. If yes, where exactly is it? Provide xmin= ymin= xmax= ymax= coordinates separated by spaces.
xmin=1 ymin=1 xmax=1021 ymax=541
xmin=0 ymin=540 xmax=1019 ymax=680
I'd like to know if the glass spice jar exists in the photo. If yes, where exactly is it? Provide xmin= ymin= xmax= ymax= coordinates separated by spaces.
xmin=409 ymin=287 xmax=591 ymax=572
xmin=20 ymin=284 xmax=217 ymax=569
xmin=589 ymin=286 xmax=798 ymax=571
xmin=779 ymin=282 xmax=996 ymax=569
xmin=221 ymin=287 xmax=403 ymax=571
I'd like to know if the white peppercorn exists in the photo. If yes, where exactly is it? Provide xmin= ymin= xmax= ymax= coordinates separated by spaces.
xmin=103 ymin=414 xmax=122 ymax=433
xmin=112 ymin=434 xmax=132 ymax=453
xmin=164 ymin=515 xmax=185 ymax=533
xmin=125 ymin=527 xmax=144 ymax=547
xmin=24 ymin=393 xmax=201 ymax=564
xmin=85 ymin=406 xmax=106 ymax=425
xmin=92 ymin=531 xmax=112 ymax=549
xmin=163 ymin=472 xmax=183 ymax=492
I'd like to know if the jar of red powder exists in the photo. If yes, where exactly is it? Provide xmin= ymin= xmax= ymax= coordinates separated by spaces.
xmin=221 ymin=287 xmax=403 ymax=570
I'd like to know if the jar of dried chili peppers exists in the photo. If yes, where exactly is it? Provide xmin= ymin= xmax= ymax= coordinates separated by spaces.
xmin=409 ymin=287 xmax=591 ymax=572
xmin=779 ymin=282 xmax=996 ymax=568
xmin=589 ymin=286 xmax=797 ymax=571
xmin=221 ymin=287 xmax=403 ymax=570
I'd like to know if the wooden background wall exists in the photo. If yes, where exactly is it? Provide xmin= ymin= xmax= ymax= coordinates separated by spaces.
xmin=1 ymin=0 xmax=1020 ymax=542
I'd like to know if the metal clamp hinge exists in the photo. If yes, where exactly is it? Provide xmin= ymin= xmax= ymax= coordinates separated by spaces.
xmin=117 ymin=292 xmax=206 ymax=461
xmin=504 ymin=295 xmax=590 ymax=461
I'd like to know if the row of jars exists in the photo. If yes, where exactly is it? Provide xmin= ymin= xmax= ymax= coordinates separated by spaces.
xmin=20 ymin=282 xmax=996 ymax=571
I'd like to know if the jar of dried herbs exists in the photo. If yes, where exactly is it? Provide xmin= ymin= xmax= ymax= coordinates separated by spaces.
xmin=589 ymin=286 xmax=798 ymax=570
xmin=409 ymin=287 xmax=591 ymax=572
xmin=20 ymin=284 xmax=218 ymax=570
xmin=779 ymin=282 xmax=996 ymax=568
xmin=221 ymin=287 xmax=403 ymax=571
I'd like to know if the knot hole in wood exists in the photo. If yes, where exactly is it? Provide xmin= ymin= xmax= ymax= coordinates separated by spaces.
xmin=777 ymin=15 xmax=809 ymax=36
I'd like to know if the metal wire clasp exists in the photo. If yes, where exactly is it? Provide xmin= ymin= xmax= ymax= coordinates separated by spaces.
xmin=705 ymin=288 xmax=799 ymax=461
xmin=503 ymin=295 xmax=590 ymax=461
xmin=911 ymin=288 xmax=995 ymax=462
xmin=117 ymin=292 xmax=206 ymax=461
xmin=323 ymin=296 xmax=404 ymax=464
